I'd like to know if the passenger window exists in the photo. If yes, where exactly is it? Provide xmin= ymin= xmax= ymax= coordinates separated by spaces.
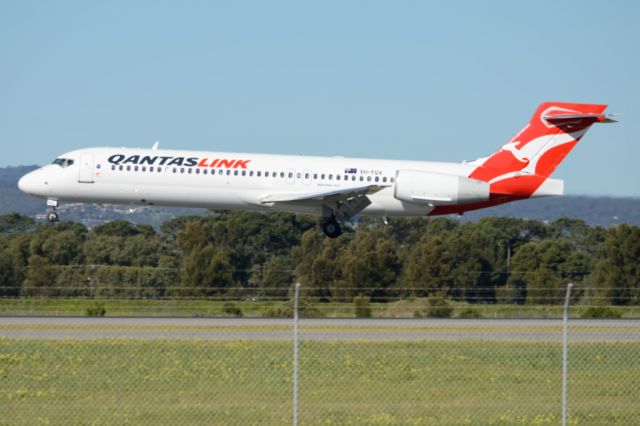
xmin=375 ymin=176 xmax=379 ymax=182
xmin=313 ymin=173 xmax=318 ymax=179
xmin=226 ymin=170 xmax=231 ymax=175
xmin=390 ymin=177 xmax=395 ymax=183
xmin=119 ymin=165 xmax=123 ymax=171
xmin=328 ymin=174 xmax=333 ymax=180
xmin=234 ymin=170 xmax=238 ymax=176
xmin=296 ymin=173 xmax=301 ymax=179
xmin=352 ymin=176 xmax=356 ymax=181
xmin=249 ymin=171 xmax=253 ymax=176
xmin=280 ymin=172 xmax=285 ymax=178
xmin=359 ymin=176 xmax=364 ymax=181
xmin=195 ymin=168 xmax=200 ymax=174
xmin=383 ymin=177 xmax=387 ymax=183
xmin=305 ymin=173 xmax=309 ymax=179
xmin=111 ymin=165 xmax=116 ymax=171
xmin=321 ymin=174 xmax=325 ymax=180
xmin=218 ymin=169 xmax=223 ymax=175
xmin=127 ymin=165 xmax=131 ymax=171
xmin=288 ymin=172 xmax=293 ymax=178
xmin=203 ymin=169 xmax=207 ymax=175
xmin=188 ymin=168 xmax=192 ymax=174
xmin=242 ymin=170 xmax=246 ymax=176
xmin=173 ymin=168 xmax=177 ymax=173
xmin=149 ymin=166 xmax=154 ymax=172
xmin=336 ymin=175 xmax=340 ymax=180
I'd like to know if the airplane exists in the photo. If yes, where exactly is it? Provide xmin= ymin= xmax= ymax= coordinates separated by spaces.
xmin=18 ymin=102 xmax=616 ymax=238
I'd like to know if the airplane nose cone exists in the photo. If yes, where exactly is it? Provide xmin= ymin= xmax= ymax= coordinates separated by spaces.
xmin=18 ymin=171 xmax=40 ymax=195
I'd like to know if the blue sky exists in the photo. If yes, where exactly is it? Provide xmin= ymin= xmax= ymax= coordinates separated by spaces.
xmin=1 ymin=1 xmax=638 ymax=196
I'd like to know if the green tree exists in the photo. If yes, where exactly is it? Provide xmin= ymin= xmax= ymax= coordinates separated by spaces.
xmin=401 ymin=235 xmax=453 ymax=297
xmin=0 ymin=213 xmax=35 ymax=233
xmin=340 ymin=232 xmax=401 ymax=301
xmin=22 ymin=254 xmax=56 ymax=297
xmin=590 ymin=224 xmax=640 ymax=305
xmin=511 ymin=240 xmax=588 ymax=304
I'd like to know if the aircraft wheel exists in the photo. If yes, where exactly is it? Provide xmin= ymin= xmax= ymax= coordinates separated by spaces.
xmin=47 ymin=211 xmax=59 ymax=223
xmin=322 ymin=218 xmax=342 ymax=238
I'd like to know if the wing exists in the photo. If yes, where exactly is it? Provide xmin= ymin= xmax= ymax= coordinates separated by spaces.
xmin=260 ymin=185 xmax=385 ymax=221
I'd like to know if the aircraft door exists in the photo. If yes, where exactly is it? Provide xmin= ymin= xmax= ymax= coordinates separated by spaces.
xmin=78 ymin=154 xmax=95 ymax=183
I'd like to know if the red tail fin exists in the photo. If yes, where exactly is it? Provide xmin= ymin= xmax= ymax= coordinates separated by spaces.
xmin=468 ymin=102 xmax=610 ymax=197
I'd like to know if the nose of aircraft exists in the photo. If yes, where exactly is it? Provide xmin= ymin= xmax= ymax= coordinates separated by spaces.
xmin=18 ymin=171 xmax=41 ymax=195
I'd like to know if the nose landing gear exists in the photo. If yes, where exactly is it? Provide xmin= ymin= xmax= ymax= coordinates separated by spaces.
xmin=46 ymin=199 xmax=60 ymax=223
xmin=46 ymin=211 xmax=59 ymax=223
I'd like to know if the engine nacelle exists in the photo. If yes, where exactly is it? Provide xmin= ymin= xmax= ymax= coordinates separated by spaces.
xmin=394 ymin=170 xmax=490 ymax=206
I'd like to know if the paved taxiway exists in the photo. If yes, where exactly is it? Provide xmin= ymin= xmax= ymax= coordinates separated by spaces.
xmin=0 ymin=317 xmax=638 ymax=341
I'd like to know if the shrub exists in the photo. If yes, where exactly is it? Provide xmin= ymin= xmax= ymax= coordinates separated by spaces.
xmin=85 ymin=301 xmax=106 ymax=317
xmin=354 ymin=295 xmax=372 ymax=318
xmin=426 ymin=296 xmax=453 ymax=318
xmin=222 ymin=302 xmax=243 ymax=317
xmin=580 ymin=306 xmax=622 ymax=319
xmin=458 ymin=308 xmax=482 ymax=318
xmin=262 ymin=299 xmax=324 ymax=318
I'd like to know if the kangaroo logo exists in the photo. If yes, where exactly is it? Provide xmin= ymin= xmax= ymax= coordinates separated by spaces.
xmin=500 ymin=140 xmax=529 ymax=163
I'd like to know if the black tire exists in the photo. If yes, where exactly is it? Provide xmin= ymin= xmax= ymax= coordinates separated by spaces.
xmin=47 ymin=211 xmax=59 ymax=223
xmin=322 ymin=219 xmax=342 ymax=238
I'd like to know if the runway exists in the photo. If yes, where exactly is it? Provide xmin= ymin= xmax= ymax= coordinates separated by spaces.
xmin=1 ymin=317 xmax=638 ymax=341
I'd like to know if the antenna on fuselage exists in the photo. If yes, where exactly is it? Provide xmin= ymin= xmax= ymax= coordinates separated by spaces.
xmin=151 ymin=141 xmax=160 ymax=150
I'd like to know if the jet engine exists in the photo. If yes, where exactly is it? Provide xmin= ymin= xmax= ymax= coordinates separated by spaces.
xmin=394 ymin=170 xmax=490 ymax=205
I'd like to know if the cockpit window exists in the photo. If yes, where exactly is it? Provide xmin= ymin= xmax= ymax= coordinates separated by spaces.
xmin=52 ymin=158 xmax=74 ymax=167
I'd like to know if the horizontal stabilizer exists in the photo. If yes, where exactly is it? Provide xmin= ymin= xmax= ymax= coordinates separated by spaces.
xmin=532 ymin=178 xmax=564 ymax=197
xmin=543 ymin=113 xmax=619 ymax=124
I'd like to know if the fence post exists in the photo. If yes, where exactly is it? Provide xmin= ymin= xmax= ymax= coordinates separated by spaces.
xmin=293 ymin=283 xmax=301 ymax=426
xmin=562 ymin=283 xmax=573 ymax=426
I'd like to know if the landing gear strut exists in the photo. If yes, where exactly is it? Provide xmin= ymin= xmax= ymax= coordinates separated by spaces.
xmin=322 ymin=217 xmax=343 ymax=238
xmin=46 ymin=199 xmax=59 ymax=223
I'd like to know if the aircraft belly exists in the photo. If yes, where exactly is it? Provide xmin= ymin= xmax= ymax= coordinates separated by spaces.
xmin=55 ymin=182 xmax=260 ymax=210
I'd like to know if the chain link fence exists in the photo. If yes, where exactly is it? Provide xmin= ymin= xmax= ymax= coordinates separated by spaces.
xmin=1 ymin=286 xmax=639 ymax=425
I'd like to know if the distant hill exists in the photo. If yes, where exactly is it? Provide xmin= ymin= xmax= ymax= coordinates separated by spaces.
xmin=460 ymin=196 xmax=640 ymax=227
xmin=2 ymin=165 xmax=639 ymax=227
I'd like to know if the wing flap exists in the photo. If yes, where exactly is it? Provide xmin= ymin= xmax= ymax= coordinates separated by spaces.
xmin=260 ymin=185 xmax=384 ymax=204
xmin=260 ymin=185 xmax=386 ymax=221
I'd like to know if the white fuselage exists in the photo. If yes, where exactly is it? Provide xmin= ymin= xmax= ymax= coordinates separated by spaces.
xmin=19 ymin=147 xmax=476 ymax=217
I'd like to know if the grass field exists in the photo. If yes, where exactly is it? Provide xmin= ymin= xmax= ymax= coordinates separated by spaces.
xmin=2 ymin=298 xmax=639 ymax=319
xmin=1 ymin=336 xmax=638 ymax=425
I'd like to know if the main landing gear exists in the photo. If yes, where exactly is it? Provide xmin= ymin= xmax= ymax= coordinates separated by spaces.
xmin=46 ymin=199 xmax=60 ymax=223
xmin=322 ymin=217 xmax=343 ymax=239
